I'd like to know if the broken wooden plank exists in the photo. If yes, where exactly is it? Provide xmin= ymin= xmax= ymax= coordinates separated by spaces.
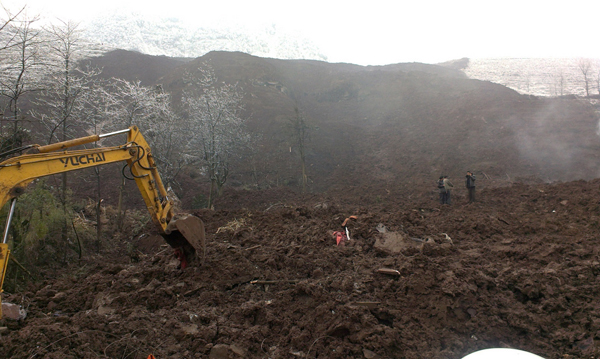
xmin=497 ymin=217 xmax=510 ymax=225
xmin=183 ymin=286 xmax=204 ymax=297
xmin=250 ymin=279 xmax=300 ymax=285
xmin=376 ymin=268 xmax=401 ymax=276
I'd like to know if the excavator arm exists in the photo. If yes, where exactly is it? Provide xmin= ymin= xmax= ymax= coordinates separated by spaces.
xmin=0 ymin=128 xmax=173 ymax=228
xmin=0 ymin=126 xmax=205 ymax=318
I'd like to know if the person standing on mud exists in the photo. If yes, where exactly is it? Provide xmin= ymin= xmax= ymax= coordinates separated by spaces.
xmin=465 ymin=171 xmax=476 ymax=203
xmin=443 ymin=175 xmax=454 ymax=204
xmin=437 ymin=176 xmax=446 ymax=204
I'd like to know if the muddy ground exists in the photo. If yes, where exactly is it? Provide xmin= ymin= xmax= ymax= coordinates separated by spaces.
xmin=2 ymin=179 xmax=600 ymax=359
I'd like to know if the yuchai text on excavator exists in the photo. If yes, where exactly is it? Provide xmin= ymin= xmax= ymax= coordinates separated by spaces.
xmin=0 ymin=126 xmax=206 ymax=318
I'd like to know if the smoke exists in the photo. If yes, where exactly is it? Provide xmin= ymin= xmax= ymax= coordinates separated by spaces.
xmin=508 ymin=100 xmax=599 ymax=181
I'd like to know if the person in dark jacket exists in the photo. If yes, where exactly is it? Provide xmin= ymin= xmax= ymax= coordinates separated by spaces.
xmin=466 ymin=171 xmax=476 ymax=203
xmin=437 ymin=176 xmax=446 ymax=204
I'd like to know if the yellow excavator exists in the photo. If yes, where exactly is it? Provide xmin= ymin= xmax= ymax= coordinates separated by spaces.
xmin=0 ymin=126 xmax=205 ymax=318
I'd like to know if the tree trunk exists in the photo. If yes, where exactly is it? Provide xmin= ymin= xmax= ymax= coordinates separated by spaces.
xmin=61 ymin=171 xmax=68 ymax=242
xmin=95 ymin=167 xmax=102 ymax=249
xmin=300 ymin=148 xmax=307 ymax=193
xmin=207 ymin=179 xmax=216 ymax=209
xmin=116 ymin=177 xmax=125 ymax=230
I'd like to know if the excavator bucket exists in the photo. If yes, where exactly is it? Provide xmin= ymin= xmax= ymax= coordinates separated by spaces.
xmin=163 ymin=214 xmax=206 ymax=268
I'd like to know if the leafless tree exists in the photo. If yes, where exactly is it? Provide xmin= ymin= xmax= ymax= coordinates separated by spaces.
xmin=0 ymin=4 xmax=25 ymax=52
xmin=0 ymin=7 xmax=43 ymax=153
xmin=287 ymin=105 xmax=310 ymax=192
xmin=596 ymin=66 xmax=600 ymax=96
xmin=29 ymin=20 xmax=101 ymax=241
xmin=32 ymin=20 xmax=101 ymax=144
xmin=108 ymin=79 xmax=189 ymax=184
xmin=77 ymin=84 xmax=113 ymax=245
xmin=551 ymin=69 xmax=565 ymax=97
xmin=106 ymin=79 xmax=188 ymax=225
xmin=578 ymin=58 xmax=592 ymax=97
xmin=182 ymin=64 xmax=249 ymax=209
xmin=0 ymin=13 xmax=44 ymax=149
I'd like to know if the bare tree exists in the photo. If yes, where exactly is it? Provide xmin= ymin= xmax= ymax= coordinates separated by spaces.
xmin=138 ymin=102 xmax=189 ymax=187
xmin=182 ymin=64 xmax=249 ymax=209
xmin=108 ymin=79 xmax=189 ymax=183
xmin=551 ymin=69 xmax=565 ymax=97
xmin=0 ymin=7 xmax=43 ymax=153
xmin=32 ymin=21 xmax=101 ymax=143
xmin=288 ymin=105 xmax=310 ymax=192
xmin=77 ymin=84 xmax=112 ymax=245
xmin=578 ymin=58 xmax=592 ymax=97
xmin=0 ymin=13 xmax=44 ymax=150
xmin=0 ymin=4 xmax=25 ymax=52
xmin=106 ymin=79 xmax=188 ymax=225
xmin=29 ymin=20 xmax=101 ymax=241
xmin=597 ymin=67 xmax=600 ymax=96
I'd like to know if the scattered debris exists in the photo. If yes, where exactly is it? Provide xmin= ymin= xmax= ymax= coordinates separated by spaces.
xmin=250 ymin=279 xmax=300 ymax=285
xmin=376 ymin=268 xmax=401 ymax=276
xmin=441 ymin=233 xmax=453 ymax=244
xmin=1 ymin=302 xmax=26 ymax=321
xmin=497 ymin=217 xmax=510 ymax=225
xmin=289 ymin=349 xmax=305 ymax=357
xmin=333 ymin=230 xmax=348 ymax=246
xmin=216 ymin=218 xmax=248 ymax=233
xmin=314 ymin=202 xmax=328 ymax=209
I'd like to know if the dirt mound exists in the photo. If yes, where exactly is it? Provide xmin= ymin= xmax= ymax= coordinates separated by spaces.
xmin=2 ymin=179 xmax=600 ymax=358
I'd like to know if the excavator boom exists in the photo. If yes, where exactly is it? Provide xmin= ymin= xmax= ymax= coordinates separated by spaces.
xmin=0 ymin=126 xmax=205 ymax=318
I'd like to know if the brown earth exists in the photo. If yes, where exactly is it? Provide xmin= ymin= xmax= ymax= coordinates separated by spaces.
xmin=5 ymin=51 xmax=600 ymax=359
xmin=2 ymin=178 xmax=600 ymax=359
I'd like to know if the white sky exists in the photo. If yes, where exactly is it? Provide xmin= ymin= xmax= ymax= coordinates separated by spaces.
xmin=3 ymin=0 xmax=600 ymax=65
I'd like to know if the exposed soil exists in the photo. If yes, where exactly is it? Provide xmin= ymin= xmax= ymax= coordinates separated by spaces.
xmin=2 ymin=178 xmax=600 ymax=359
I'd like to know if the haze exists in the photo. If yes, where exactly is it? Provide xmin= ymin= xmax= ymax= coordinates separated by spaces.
xmin=3 ymin=0 xmax=600 ymax=65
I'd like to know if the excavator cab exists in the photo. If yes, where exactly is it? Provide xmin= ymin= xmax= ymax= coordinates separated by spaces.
xmin=0 ymin=127 xmax=206 ymax=317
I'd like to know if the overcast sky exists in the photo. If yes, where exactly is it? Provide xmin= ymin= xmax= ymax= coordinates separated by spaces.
xmin=3 ymin=0 xmax=600 ymax=65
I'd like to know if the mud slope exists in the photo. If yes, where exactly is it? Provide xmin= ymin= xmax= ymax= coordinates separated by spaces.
xmin=2 ymin=179 xmax=600 ymax=359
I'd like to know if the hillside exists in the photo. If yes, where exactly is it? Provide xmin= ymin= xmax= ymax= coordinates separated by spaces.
xmin=86 ymin=49 xmax=192 ymax=86
xmin=88 ymin=50 xmax=600 ymax=199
